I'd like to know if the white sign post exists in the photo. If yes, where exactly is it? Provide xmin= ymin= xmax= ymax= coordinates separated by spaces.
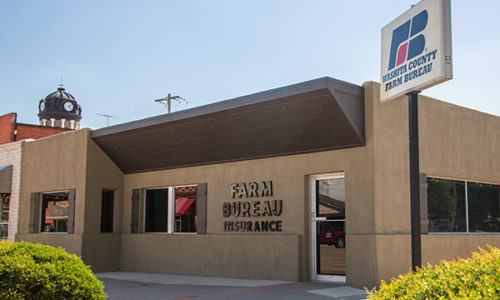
xmin=380 ymin=0 xmax=452 ymax=272
xmin=380 ymin=0 xmax=452 ymax=103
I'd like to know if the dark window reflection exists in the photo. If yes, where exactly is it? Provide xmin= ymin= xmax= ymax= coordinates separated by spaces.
xmin=467 ymin=183 xmax=500 ymax=232
xmin=427 ymin=178 xmax=466 ymax=232
xmin=145 ymin=189 xmax=168 ymax=232
xmin=101 ymin=190 xmax=114 ymax=233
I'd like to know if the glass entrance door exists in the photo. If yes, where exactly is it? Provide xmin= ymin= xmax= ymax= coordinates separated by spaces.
xmin=312 ymin=175 xmax=346 ymax=276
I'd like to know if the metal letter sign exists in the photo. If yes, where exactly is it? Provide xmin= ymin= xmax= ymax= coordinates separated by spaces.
xmin=380 ymin=0 xmax=452 ymax=103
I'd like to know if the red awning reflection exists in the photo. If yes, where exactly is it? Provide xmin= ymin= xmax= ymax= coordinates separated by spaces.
xmin=175 ymin=198 xmax=195 ymax=215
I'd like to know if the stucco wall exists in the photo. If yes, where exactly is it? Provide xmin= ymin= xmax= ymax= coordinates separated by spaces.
xmin=84 ymin=139 xmax=123 ymax=234
xmin=121 ymin=144 xmax=375 ymax=283
xmin=422 ymin=234 xmax=500 ymax=265
xmin=81 ymin=138 xmax=124 ymax=271
xmin=18 ymin=129 xmax=89 ymax=234
xmin=16 ymin=129 xmax=89 ymax=255
xmin=82 ymin=233 xmax=121 ymax=272
xmin=419 ymin=93 xmax=500 ymax=271
xmin=120 ymin=234 xmax=300 ymax=280
xmin=366 ymin=81 xmax=500 ymax=286
xmin=16 ymin=128 xmax=125 ymax=271
xmin=420 ymin=96 xmax=500 ymax=184
xmin=16 ymin=233 xmax=83 ymax=256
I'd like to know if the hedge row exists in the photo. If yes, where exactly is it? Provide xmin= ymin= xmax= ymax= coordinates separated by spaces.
xmin=0 ymin=241 xmax=105 ymax=300
xmin=368 ymin=246 xmax=500 ymax=299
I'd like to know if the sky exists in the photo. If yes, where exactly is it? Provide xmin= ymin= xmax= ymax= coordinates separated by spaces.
xmin=1 ymin=0 xmax=499 ymax=128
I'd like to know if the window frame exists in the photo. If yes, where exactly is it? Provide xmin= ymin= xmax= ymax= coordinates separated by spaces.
xmin=142 ymin=184 xmax=198 ymax=235
xmin=427 ymin=176 xmax=500 ymax=235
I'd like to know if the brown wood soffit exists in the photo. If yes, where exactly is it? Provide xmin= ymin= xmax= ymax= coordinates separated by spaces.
xmin=91 ymin=77 xmax=365 ymax=174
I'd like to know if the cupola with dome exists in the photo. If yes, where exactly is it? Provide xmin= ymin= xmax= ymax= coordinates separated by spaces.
xmin=38 ymin=86 xmax=82 ymax=129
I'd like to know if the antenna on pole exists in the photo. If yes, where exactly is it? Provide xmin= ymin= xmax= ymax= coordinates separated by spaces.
xmin=96 ymin=113 xmax=116 ymax=127
xmin=59 ymin=77 xmax=64 ymax=88
xmin=154 ymin=93 xmax=187 ymax=114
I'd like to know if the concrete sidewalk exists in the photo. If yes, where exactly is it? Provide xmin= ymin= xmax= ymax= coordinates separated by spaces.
xmin=97 ymin=272 xmax=368 ymax=300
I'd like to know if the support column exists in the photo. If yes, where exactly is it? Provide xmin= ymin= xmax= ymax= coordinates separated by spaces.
xmin=408 ymin=91 xmax=421 ymax=271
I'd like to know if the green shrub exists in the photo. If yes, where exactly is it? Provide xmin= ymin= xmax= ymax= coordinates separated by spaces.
xmin=367 ymin=246 xmax=500 ymax=299
xmin=0 ymin=241 xmax=105 ymax=300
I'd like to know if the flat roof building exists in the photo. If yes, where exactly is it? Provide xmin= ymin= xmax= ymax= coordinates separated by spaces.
xmin=14 ymin=78 xmax=500 ymax=288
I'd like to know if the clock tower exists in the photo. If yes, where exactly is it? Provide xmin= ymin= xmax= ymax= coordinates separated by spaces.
xmin=38 ymin=87 xmax=82 ymax=129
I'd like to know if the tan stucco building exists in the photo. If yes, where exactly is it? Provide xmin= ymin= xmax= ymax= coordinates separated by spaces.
xmin=15 ymin=78 xmax=500 ymax=288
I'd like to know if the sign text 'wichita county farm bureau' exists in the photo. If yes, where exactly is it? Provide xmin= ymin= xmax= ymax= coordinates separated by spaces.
xmin=223 ymin=181 xmax=283 ymax=232
xmin=380 ymin=0 xmax=452 ymax=102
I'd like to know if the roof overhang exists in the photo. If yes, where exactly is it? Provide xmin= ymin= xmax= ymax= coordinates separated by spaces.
xmin=91 ymin=77 xmax=365 ymax=174
xmin=0 ymin=165 xmax=12 ymax=193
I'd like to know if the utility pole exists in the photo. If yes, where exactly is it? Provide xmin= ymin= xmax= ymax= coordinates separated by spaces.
xmin=96 ymin=113 xmax=116 ymax=127
xmin=154 ymin=93 xmax=187 ymax=114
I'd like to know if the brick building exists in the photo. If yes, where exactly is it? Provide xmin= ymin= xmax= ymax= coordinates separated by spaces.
xmin=0 ymin=113 xmax=70 ymax=145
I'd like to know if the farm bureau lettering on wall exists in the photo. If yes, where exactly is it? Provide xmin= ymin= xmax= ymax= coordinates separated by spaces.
xmin=223 ymin=181 xmax=283 ymax=232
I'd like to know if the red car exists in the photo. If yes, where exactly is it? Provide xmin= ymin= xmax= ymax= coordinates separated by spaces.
xmin=319 ymin=222 xmax=345 ymax=248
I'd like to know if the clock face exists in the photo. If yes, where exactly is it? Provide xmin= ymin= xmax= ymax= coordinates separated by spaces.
xmin=63 ymin=101 xmax=74 ymax=112
xmin=39 ymin=101 xmax=45 ymax=111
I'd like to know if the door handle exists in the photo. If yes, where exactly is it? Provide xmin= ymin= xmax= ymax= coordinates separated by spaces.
xmin=315 ymin=217 xmax=327 ymax=221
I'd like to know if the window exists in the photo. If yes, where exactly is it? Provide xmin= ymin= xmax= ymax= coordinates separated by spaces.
xmin=40 ymin=192 xmax=69 ymax=233
xmin=174 ymin=186 xmax=197 ymax=233
xmin=101 ymin=190 xmax=114 ymax=233
xmin=427 ymin=178 xmax=466 ymax=232
xmin=145 ymin=188 xmax=169 ymax=232
xmin=144 ymin=185 xmax=197 ymax=233
xmin=427 ymin=177 xmax=500 ymax=233
xmin=467 ymin=182 xmax=500 ymax=232
xmin=0 ymin=193 xmax=10 ymax=239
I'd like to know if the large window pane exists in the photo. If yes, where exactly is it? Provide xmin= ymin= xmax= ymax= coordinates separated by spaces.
xmin=174 ymin=185 xmax=197 ymax=233
xmin=145 ymin=189 xmax=168 ymax=232
xmin=101 ymin=190 xmax=114 ymax=233
xmin=40 ymin=192 xmax=69 ymax=233
xmin=467 ymin=182 xmax=500 ymax=233
xmin=427 ymin=178 xmax=466 ymax=232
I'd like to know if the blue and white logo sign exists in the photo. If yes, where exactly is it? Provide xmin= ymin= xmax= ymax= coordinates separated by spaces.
xmin=380 ymin=0 xmax=452 ymax=103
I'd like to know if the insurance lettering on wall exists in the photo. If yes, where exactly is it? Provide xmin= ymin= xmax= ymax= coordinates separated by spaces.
xmin=223 ymin=181 xmax=283 ymax=232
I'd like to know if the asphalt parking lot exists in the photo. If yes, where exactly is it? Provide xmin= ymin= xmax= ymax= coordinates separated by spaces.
xmin=98 ymin=272 xmax=368 ymax=300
